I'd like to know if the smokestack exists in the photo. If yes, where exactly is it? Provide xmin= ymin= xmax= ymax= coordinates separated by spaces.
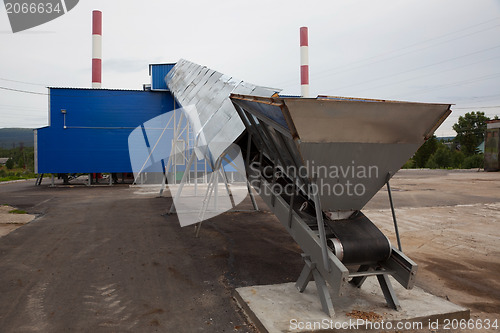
xmin=92 ymin=10 xmax=102 ymax=88
xmin=300 ymin=26 xmax=309 ymax=98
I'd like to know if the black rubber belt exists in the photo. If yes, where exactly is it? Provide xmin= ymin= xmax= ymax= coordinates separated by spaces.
xmin=326 ymin=212 xmax=391 ymax=265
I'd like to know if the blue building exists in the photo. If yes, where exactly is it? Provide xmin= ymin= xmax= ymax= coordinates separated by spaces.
xmin=35 ymin=64 xmax=175 ymax=175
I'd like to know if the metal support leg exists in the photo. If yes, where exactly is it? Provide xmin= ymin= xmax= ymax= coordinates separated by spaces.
xmin=51 ymin=174 xmax=55 ymax=187
xmin=311 ymin=177 xmax=330 ymax=273
xmin=296 ymin=254 xmax=335 ymax=317
xmin=350 ymin=264 xmax=372 ymax=288
xmin=159 ymin=172 xmax=167 ymax=197
xmin=35 ymin=173 xmax=44 ymax=186
xmin=246 ymin=180 xmax=259 ymax=211
xmin=386 ymin=173 xmax=402 ymax=251
xmin=88 ymin=174 xmax=91 ymax=186
xmin=270 ymin=158 xmax=277 ymax=208
xmin=168 ymin=152 xmax=196 ymax=214
xmin=288 ymin=179 xmax=296 ymax=228
xmin=220 ymin=168 xmax=236 ymax=209
xmin=377 ymin=274 xmax=401 ymax=311
xmin=196 ymin=161 xmax=221 ymax=237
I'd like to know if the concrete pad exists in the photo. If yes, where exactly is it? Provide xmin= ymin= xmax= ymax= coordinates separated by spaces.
xmin=235 ymin=277 xmax=469 ymax=332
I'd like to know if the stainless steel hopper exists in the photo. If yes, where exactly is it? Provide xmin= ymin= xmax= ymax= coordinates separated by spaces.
xmin=231 ymin=93 xmax=451 ymax=316
xmin=231 ymin=94 xmax=451 ymax=213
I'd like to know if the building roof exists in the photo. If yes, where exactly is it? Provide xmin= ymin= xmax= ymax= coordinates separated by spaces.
xmin=487 ymin=119 xmax=500 ymax=129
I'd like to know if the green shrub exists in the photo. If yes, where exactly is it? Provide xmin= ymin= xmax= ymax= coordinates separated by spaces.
xmin=451 ymin=151 xmax=465 ymax=168
xmin=426 ymin=147 xmax=453 ymax=169
xmin=402 ymin=158 xmax=416 ymax=169
xmin=462 ymin=154 xmax=484 ymax=169
xmin=5 ymin=158 xmax=14 ymax=170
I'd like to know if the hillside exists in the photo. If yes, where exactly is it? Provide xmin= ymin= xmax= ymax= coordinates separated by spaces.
xmin=0 ymin=128 xmax=35 ymax=148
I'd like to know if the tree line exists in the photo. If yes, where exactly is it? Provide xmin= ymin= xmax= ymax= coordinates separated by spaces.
xmin=0 ymin=146 xmax=34 ymax=170
xmin=404 ymin=111 xmax=495 ymax=169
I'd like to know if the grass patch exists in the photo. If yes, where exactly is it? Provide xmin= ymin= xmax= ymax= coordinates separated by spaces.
xmin=0 ymin=167 xmax=36 ymax=182
xmin=8 ymin=209 xmax=27 ymax=214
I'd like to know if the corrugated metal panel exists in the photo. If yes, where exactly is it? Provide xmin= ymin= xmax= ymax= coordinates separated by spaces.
xmin=150 ymin=63 xmax=175 ymax=90
xmin=36 ymin=88 xmax=174 ymax=173
xmin=166 ymin=59 xmax=280 ymax=164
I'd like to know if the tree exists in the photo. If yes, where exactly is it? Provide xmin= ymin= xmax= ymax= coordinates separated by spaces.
xmin=413 ymin=135 xmax=439 ymax=168
xmin=452 ymin=111 xmax=489 ymax=156
xmin=426 ymin=146 xmax=453 ymax=169
xmin=5 ymin=158 xmax=14 ymax=170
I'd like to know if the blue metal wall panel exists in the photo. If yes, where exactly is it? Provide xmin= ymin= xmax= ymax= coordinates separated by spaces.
xmin=36 ymin=88 xmax=175 ymax=173
xmin=150 ymin=64 xmax=175 ymax=90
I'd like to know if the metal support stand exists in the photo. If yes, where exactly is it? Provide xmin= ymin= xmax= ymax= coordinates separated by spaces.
xmin=168 ymin=151 xmax=196 ymax=214
xmin=377 ymin=273 xmax=401 ymax=311
xmin=311 ymin=177 xmax=330 ymax=273
xmin=159 ymin=173 xmax=167 ymax=197
xmin=288 ymin=178 xmax=296 ymax=229
xmin=246 ymin=180 xmax=259 ymax=211
xmin=35 ymin=174 xmax=44 ymax=186
xmin=386 ymin=173 xmax=402 ymax=251
xmin=296 ymin=254 xmax=335 ymax=317
xmin=51 ymin=174 xmax=55 ymax=187
xmin=220 ymin=168 xmax=236 ymax=209
xmin=195 ymin=159 xmax=222 ymax=238
xmin=350 ymin=264 xmax=372 ymax=288
xmin=88 ymin=174 xmax=91 ymax=186
xmin=350 ymin=264 xmax=401 ymax=311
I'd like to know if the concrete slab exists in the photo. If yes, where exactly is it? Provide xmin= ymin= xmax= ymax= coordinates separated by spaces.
xmin=235 ymin=277 xmax=469 ymax=332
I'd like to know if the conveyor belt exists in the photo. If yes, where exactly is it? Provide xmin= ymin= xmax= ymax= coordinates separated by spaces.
xmin=326 ymin=212 xmax=391 ymax=265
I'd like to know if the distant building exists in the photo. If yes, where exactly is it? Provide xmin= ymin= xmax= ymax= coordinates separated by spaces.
xmin=34 ymin=64 xmax=176 ymax=175
xmin=0 ymin=158 xmax=9 ymax=165
xmin=484 ymin=120 xmax=500 ymax=171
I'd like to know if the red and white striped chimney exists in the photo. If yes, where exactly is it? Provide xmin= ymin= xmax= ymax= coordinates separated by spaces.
xmin=300 ymin=26 xmax=309 ymax=98
xmin=92 ymin=10 xmax=102 ymax=88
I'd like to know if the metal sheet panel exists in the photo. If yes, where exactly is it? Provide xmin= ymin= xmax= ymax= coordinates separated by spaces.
xmin=166 ymin=59 xmax=280 ymax=163
xmin=298 ymin=142 xmax=421 ymax=211
xmin=36 ymin=88 xmax=174 ymax=173
xmin=230 ymin=94 xmax=451 ymax=212
xmin=282 ymin=98 xmax=451 ymax=144
xmin=150 ymin=63 xmax=175 ymax=90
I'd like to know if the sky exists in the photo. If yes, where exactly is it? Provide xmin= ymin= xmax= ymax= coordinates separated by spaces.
xmin=1 ymin=0 xmax=499 ymax=137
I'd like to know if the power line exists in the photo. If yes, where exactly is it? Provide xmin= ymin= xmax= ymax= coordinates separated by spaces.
xmin=454 ymin=106 xmax=500 ymax=109
xmin=0 ymin=86 xmax=48 ymax=95
xmin=0 ymin=77 xmax=47 ymax=87
xmin=326 ymin=46 xmax=500 ymax=94
xmin=312 ymin=24 xmax=500 ymax=83
xmin=0 ymin=86 xmax=151 ymax=98
xmin=391 ymin=72 xmax=500 ymax=98
xmin=273 ymin=17 xmax=500 ymax=88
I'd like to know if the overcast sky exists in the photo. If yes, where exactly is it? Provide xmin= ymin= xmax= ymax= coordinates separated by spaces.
xmin=1 ymin=0 xmax=499 ymax=136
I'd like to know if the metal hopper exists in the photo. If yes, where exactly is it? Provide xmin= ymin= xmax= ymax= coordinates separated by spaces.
xmin=231 ymin=94 xmax=451 ymax=214
xmin=230 ymin=93 xmax=451 ymax=316
xmin=163 ymin=59 xmax=452 ymax=317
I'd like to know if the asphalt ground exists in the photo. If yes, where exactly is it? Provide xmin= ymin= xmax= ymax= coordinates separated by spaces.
xmin=0 ymin=180 xmax=303 ymax=332
xmin=0 ymin=169 xmax=499 ymax=332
